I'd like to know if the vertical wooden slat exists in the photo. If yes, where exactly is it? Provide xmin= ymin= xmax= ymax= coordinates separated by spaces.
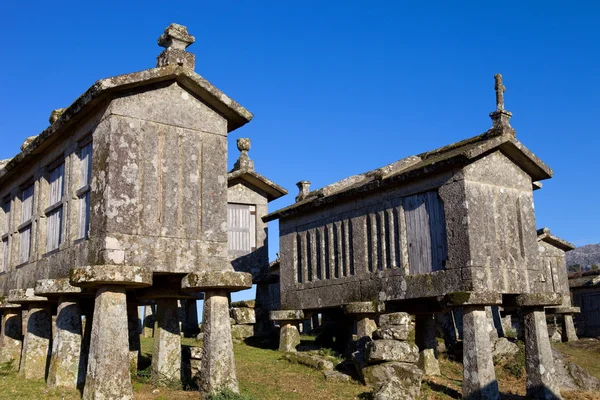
xmin=342 ymin=220 xmax=350 ymax=277
xmin=328 ymin=223 xmax=336 ymax=279
xmin=377 ymin=211 xmax=386 ymax=270
xmin=300 ymin=231 xmax=309 ymax=283
xmin=366 ymin=214 xmax=373 ymax=272
xmin=309 ymin=230 xmax=317 ymax=281
xmin=369 ymin=213 xmax=378 ymax=271
xmin=348 ymin=218 xmax=355 ymax=276
xmin=318 ymin=227 xmax=326 ymax=280
xmin=386 ymin=209 xmax=396 ymax=268
xmin=296 ymin=233 xmax=303 ymax=283
xmin=333 ymin=223 xmax=341 ymax=278
xmin=324 ymin=225 xmax=331 ymax=280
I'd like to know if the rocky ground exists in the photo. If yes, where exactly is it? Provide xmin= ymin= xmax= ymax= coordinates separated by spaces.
xmin=0 ymin=336 xmax=599 ymax=399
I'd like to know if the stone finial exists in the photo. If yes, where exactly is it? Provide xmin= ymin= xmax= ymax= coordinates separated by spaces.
xmin=232 ymin=138 xmax=254 ymax=171
xmin=49 ymin=108 xmax=66 ymax=124
xmin=20 ymin=135 xmax=38 ymax=152
xmin=156 ymin=23 xmax=196 ymax=69
xmin=489 ymin=73 xmax=515 ymax=136
xmin=295 ymin=181 xmax=311 ymax=202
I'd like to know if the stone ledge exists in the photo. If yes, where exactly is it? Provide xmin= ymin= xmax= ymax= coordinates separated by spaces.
xmin=270 ymin=309 xmax=304 ymax=321
xmin=545 ymin=306 xmax=580 ymax=314
xmin=34 ymin=278 xmax=83 ymax=297
xmin=0 ymin=299 xmax=21 ymax=309
xmin=343 ymin=301 xmax=379 ymax=315
xmin=443 ymin=291 xmax=502 ymax=306
xmin=8 ymin=288 xmax=49 ymax=304
xmin=506 ymin=293 xmax=563 ymax=307
xmin=181 ymin=270 xmax=252 ymax=292
xmin=70 ymin=265 xmax=152 ymax=288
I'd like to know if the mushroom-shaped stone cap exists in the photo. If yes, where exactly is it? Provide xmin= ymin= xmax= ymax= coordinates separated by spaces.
xmin=270 ymin=309 xmax=304 ymax=322
xmin=70 ymin=265 xmax=152 ymax=288
xmin=0 ymin=298 xmax=21 ymax=309
xmin=181 ymin=271 xmax=252 ymax=292
xmin=35 ymin=278 xmax=82 ymax=297
xmin=8 ymin=288 xmax=48 ymax=304
xmin=158 ymin=23 xmax=195 ymax=50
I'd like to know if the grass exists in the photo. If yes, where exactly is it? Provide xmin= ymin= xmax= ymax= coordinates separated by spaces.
xmin=0 ymin=336 xmax=599 ymax=399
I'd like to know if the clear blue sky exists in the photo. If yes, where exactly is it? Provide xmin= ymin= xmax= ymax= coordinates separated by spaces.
xmin=2 ymin=2 xmax=599 ymax=302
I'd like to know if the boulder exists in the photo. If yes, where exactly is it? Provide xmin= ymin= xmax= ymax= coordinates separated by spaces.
xmin=323 ymin=370 xmax=351 ymax=382
xmin=372 ymin=373 xmax=422 ymax=400
xmin=363 ymin=361 xmax=423 ymax=391
xmin=552 ymin=348 xmax=600 ymax=391
xmin=230 ymin=300 xmax=256 ymax=308
xmin=231 ymin=324 xmax=254 ymax=340
xmin=283 ymin=352 xmax=334 ymax=371
xmin=491 ymin=337 xmax=519 ymax=360
xmin=379 ymin=312 xmax=411 ymax=328
xmin=231 ymin=307 xmax=256 ymax=325
xmin=366 ymin=340 xmax=419 ymax=363
xmin=374 ymin=326 xmax=410 ymax=341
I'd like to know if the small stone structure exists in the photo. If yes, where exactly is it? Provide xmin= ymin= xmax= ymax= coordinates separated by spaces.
xmin=569 ymin=269 xmax=600 ymax=337
xmin=230 ymin=299 xmax=256 ymax=341
xmin=266 ymin=75 xmax=565 ymax=399
xmin=0 ymin=23 xmax=282 ymax=398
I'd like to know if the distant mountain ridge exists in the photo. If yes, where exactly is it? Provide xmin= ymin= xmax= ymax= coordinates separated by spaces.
xmin=566 ymin=243 xmax=600 ymax=270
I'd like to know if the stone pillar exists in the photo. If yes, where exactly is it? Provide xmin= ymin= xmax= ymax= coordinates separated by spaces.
xmin=415 ymin=314 xmax=440 ymax=376
xmin=70 ymin=265 xmax=152 ymax=400
xmin=279 ymin=322 xmax=301 ymax=352
xmin=561 ymin=314 xmax=578 ymax=342
xmin=255 ymin=282 xmax=276 ymax=337
xmin=181 ymin=270 xmax=252 ymax=396
xmin=523 ymin=308 xmax=562 ymax=399
xmin=0 ymin=304 xmax=22 ymax=368
xmin=79 ymin=307 xmax=93 ymax=389
xmin=19 ymin=304 xmax=52 ymax=379
xmin=143 ymin=304 xmax=155 ymax=338
xmin=152 ymin=298 xmax=181 ymax=385
xmin=47 ymin=296 xmax=83 ymax=388
xmin=128 ymin=303 xmax=142 ymax=374
xmin=462 ymin=306 xmax=500 ymax=400
xmin=183 ymin=299 xmax=200 ymax=338
xmin=485 ymin=306 xmax=500 ymax=341
xmin=201 ymin=290 xmax=239 ymax=393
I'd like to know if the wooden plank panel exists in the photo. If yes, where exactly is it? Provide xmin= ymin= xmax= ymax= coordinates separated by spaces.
xmin=426 ymin=192 xmax=448 ymax=271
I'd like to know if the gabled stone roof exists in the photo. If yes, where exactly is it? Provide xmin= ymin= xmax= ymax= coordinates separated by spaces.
xmin=569 ymin=270 xmax=600 ymax=288
xmin=0 ymin=64 xmax=253 ymax=183
xmin=264 ymin=130 xmax=553 ymax=222
xmin=228 ymin=168 xmax=287 ymax=202
xmin=537 ymin=228 xmax=575 ymax=252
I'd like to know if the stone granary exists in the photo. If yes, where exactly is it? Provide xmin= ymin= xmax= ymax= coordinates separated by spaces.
xmin=266 ymin=75 xmax=565 ymax=399
xmin=569 ymin=270 xmax=600 ymax=337
xmin=0 ymin=23 xmax=284 ymax=399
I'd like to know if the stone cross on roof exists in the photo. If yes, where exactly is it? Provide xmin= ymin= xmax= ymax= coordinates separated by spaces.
xmin=156 ymin=23 xmax=196 ymax=69
xmin=494 ymin=73 xmax=506 ymax=111
xmin=489 ymin=73 xmax=514 ymax=136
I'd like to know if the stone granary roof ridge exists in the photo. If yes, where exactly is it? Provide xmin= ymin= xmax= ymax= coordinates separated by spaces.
xmin=537 ymin=227 xmax=576 ymax=252
xmin=569 ymin=270 xmax=600 ymax=288
xmin=264 ymin=130 xmax=553 ymax=222
xmin=0 ymin=64 xmax=253 ymax=185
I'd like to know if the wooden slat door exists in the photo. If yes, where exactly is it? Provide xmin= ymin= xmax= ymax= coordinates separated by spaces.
xmin=227 ymin=203 xmax=256 ymax=256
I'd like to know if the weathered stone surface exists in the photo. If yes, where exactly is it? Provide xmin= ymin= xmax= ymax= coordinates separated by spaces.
xmin=523 ymin=308 xmax=562 ymax=400
xmin=34 ymin=278 xmax=82 ymax=296
xmin=379 ymin=312 xmax=410 ymax=328
xmin=182 ymin=271 xmax=252 ymax=291
xmin=152 ymin=298 xmax=181 ymax=385
xmin=323 ymin=370 xmax=351 ymax=382
xmin=511 ymin=293 xmax=563 ymax=307
xmin=279 ymin=323 xmax=301 ymax=352
xmin=357 ymin=317 xmax=377 ymax=339
xmin=373 ymin=376 xmax=420 ymax=400
xmin=363 ymin=362 xmax=423 ymax=398
xmin=462 ymin=306 xmax=500 ymax=400
xmin=270 ymin=309 xmax=304 ymax=321
xmin=231 ymin=324 xmax=254 ymax=340
xmin=283 ymin=352 xmax=334 ymax=371
xmin=344 ymin=301 xmax=378 ymax=315
xmin=8 ymin=288 xmax=48 ymax=304
xmin=19 ymin=305 xmax=52 ymax=380
xmin=128 ymin=303 xmax=141 ymax=374
xmin=200 ymin=290 xmax=239 ymax=395
xmin=230 ymin=300 xmax=255 ymax=308
xmin=231 ymin=307 xmax=255 ymax=325
xmin=365 ymin=340 xmax=419 ymax=364
xmin=444 ymin=292 xmax=502 ymax=307
xmin=491 ymin=337 xmax=518 ymax=360
xmin=415 ymin=314 xmax=440 ymax=376
xmin=83 ymin=286 xmax=133 ymax=400
xmin=70 ymin=265 xmax=152 ymax=288
xmin=0 ymin=309 xmax=22 ymax=367
xmin=374 ymin=326 xmax=410 ymax=341
xmin=47 ymin=298 xmax=83 ymax=388
xmin=552 ymin=348 xmax=600 ymax=391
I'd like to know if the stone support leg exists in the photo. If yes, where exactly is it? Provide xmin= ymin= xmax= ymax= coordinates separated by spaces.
xmin=128 ymin=303 xmax=141 ymax=374
xmin=19 ymin=305 xmax=52 ymax=380
xmin=183 ymin=300 xmax=200 ymax=338
xmin=201 ymin=290 xmax=239 ymax=395
xmin=279 ymin=322 xmax=301 ymax=352
xmin=356 ymin=316 xmax=377 ymax=340
xmin=255 ymin=283 xmax=275 ymax=337
xmin=78 ymin=309 xmax=93 ymax=389
xmin=152 ymin=298 xmax=181 ymax=385
xmin=415 ymin=314 xmax=441 ymax=376
xmin=83 ymin=286 xmax=133 ymax=400
xmin=48 ymin=297 xmax=82 ymax=388
xmin=462 ymin=306 xmax=500 ymax=400
xmin=143 ymin=305 xmax=155 ymax=338
xmin=0 ymin=309 xmax=22 ymax=368
xmin=561 ymin=314 xmax=578 ymax=342
xmin=523 ymin=308 xmax=562 ymax=400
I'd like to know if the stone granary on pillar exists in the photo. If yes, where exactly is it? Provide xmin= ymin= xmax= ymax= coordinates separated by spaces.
xmin=0 ymin=23 xmax=262 ymax=398
xmin=569 ymin=269 xmax=600 ymax=337
xmin=266 ymin=75 xmax=565 ymax=399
